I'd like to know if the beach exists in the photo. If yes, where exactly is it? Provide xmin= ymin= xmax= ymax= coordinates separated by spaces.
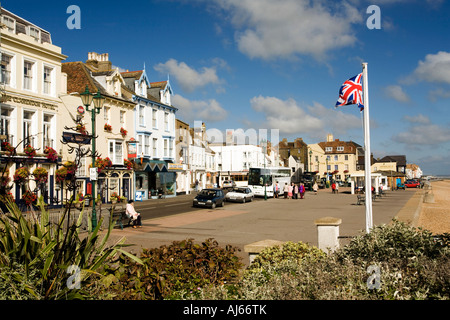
xmin=416 ymin=180 xmax=450 ymax=234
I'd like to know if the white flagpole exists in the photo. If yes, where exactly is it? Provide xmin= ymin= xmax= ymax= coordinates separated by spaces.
xmin=362 ymin=62 xmax=373 ymax=233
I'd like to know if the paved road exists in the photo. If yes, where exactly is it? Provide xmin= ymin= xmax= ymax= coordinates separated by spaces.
xmin=108 ymin=187 xmax=419 ymax=266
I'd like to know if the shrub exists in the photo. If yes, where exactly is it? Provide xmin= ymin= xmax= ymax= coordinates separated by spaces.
xmin=248 ymin=241 xmax=326 ymax=271
xmin=193 ymin=221 xmax=450 ymax=300
xmin=103 ymin=238 xmax=243 ymax=300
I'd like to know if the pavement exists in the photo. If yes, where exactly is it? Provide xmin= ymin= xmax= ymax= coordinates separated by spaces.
xmin=104 ymin=187 xmax=422 ymax=266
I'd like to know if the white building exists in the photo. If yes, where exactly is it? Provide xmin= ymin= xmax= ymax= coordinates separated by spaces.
xmin=210 ymin=144 xmax=267 ymax=187
xmin=1 ymin=8 xmax=67 ymax=208
xmin=121 ymin=67 xmax=177 ymax=199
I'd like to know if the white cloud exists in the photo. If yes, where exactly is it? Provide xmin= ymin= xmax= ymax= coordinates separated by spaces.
xmin=384 ymin=85 xmax=410 ymax=103
xmin=412 ymin=51 xmax=450 ymax=84
xmin=211 ymin=0 xmax=363 ymax=60
xmin=172 ymin=94 xmax=227 ymax=122
xmin=392 ymin=118 xmax=450 ymax=145
xmin=154 ymin=59 xmax=224 ymax=93
xmin=249 ymin=95 xmax=361 ymax=139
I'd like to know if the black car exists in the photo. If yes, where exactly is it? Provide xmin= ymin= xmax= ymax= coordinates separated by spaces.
xmin=193 ymin=188 xmax=225 ymax=209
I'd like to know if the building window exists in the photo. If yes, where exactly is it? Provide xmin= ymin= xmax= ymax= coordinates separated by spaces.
xmin=103 ymin=106 xmax=110 ymax=122
xmin=137 ymin=135 xmax=143 ymax=156
xmin=1 ymin=107 xmax=13 ymax=145
xmin=334 ymin=155 xmax=338 ymax=161
xmin=77 ymin=156 xmax=86 ymax=177
xmin=337 ymin=146 xmax=344 ymax=152
xmin=334 ymin=165 xmax=339 ymax=171
xmin=144 ymin=135 xmax=150 ymax=155
xmin=139 ymin=105 xmax=145 ymax=126
xmin=43 ymin=66 xmax=53 ymax=95
xmin=23 ymin=61 xmax=34 ymax=90
xmin=2 ymin=16 xmax=15 ymax=32
xmin=153 ymin=138 xmax=157 ymax=158
xmin=43 ymin=113 xmax=54 ymax=148
xmin=164 ymin=139 xmax=168 ymax=157
xmin=345 ymin=155 xmax=349 ymax=161
xmin=23 ymin=110 xmax=35 ymax=147
xmin=29 ymin=26 xmax=40 ymax=41
xmin=1 ymin=54 xmax=12 ymax=85
xmin=164 ymin=112 xmax=169 ymax=131
xmin=109 ymin=140 xmax=123 ymax=164
xmin=120 ymin=110 xmax=125 ymax=124
xmin=325 ymin=147 xmax=332 ymax=152
xmin=152 ymin=109 xmax=157 ymax=128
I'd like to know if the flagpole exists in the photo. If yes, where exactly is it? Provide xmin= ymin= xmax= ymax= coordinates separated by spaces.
xmin=362 ymin=62 xmax=373 ymax=233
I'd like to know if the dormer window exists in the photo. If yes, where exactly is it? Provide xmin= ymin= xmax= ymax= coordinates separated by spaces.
xmin=29 ymin=26 xmax=40 ymax=41
xmin=2 ymin=16 xmax=15 ymax=32
xmin=325 ymin=147 xmax=333 ymax=152
xmin=337 ymin=146 xmax=344 ymax=152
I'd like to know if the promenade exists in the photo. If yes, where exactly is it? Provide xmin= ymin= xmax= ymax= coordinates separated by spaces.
xmin=107 ymin=186 xmax=424 ymax=266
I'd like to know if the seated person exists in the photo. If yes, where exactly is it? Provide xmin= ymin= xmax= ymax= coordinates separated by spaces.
xmin=126 ymin=200 xmax=142 ymax=228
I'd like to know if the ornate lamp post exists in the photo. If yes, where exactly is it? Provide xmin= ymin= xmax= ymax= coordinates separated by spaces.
xmin=80 ymin=85 xmax=105 ymax=228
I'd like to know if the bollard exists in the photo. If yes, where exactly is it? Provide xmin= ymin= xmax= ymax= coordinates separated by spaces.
xmin=244 ymin=239 xmax=285 ymax=265
xmin=314 ymin=217 xmax=342 ymax=253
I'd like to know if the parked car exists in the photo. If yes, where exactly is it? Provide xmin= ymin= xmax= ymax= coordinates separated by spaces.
xmin=405 ymin=179 xmax=420 ymax=188
xmin=222 ymin=180 xmax=236 ymax=188
xmin=193 ymin=188 xmax=225 ymax=209
xmin=225 ymin=187 xmax=254 ymax=203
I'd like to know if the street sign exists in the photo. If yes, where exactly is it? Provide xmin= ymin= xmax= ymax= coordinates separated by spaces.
xmin=90 ymin=168 xmax=97 ymax=181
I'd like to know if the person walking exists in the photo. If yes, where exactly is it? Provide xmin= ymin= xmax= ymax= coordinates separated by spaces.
xmin=299 ymin=183 xmax=305 ymax=199
xmin=293 ymin=183 xmax=299 ymax=199
xmin=283 ymin=183 xmax=289 ymax=199
xmin=331 ymin=181 xmax=336 ymax=194
xmin=313 ymin=181 xmax=318 ymax=195
xmin=126 ymin=199 xmax=142 ymax=228
xmin=274 ymin=181 xmax=280 ymax=198
xmin=288 ymin=183 xmax=293 ymax=199
xmin=335 ymin=182 xmax=339 ymax=194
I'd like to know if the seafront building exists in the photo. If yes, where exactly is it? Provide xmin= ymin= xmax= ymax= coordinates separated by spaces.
xmin=0 ymin=7 xmax=423 ymax=209
xmin=0 ymin=8 xmax=67 ymax=208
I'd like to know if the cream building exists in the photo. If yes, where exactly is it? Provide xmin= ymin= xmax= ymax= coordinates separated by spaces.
xmin=309 ymin=134 xmax=362 ymax=183
xmin=61 ymin=52 xmax=136 ymax=204
xmin=0 ymin=8 xmax=67 ymax=208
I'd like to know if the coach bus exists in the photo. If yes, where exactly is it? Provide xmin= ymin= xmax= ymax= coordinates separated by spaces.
xmin=248 ymin=167 xmax=292 ymax=197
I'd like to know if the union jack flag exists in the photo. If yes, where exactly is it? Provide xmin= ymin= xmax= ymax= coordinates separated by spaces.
xmin=335 ymin=73 xmax=364 ymax=111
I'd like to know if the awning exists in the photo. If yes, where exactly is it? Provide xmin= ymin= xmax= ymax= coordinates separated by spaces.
xmin=143 ymin=160 xmax=168 ymax=172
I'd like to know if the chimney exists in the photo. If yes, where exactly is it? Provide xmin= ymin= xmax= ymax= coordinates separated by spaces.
xmin=326 ymin=134 xmax=334 ymax=142
xmin=86 ymin=52 xmax=112 ymax=72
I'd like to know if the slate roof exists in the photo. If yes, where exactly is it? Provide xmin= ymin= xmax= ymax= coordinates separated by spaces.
xmin=62 ymin=61 xmax=134 ymax=104
xmin=318 ymin=139 xmax=361 ymax=154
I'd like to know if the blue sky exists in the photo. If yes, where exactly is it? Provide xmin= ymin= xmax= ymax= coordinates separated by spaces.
xmin=4 ymin=0 xmax=450 ymax=175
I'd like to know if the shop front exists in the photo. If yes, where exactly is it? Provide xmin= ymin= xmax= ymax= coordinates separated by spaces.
xmin=135 ymin=160 xmax=177 ymax=200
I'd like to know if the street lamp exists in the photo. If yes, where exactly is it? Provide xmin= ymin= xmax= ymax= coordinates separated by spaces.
xmin=80 ymin=85 xmax=105 ymax=228
xmin=261 ymin=139 xmax=267 ymax=200
xmin=309 ymin=149 xmax=312 ymax=172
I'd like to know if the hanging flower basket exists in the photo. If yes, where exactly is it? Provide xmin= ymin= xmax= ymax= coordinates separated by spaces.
xmin=110 ymin=192 xmax=120 ymax=203
xmin=55 ymin=161 xmax=77 ymax=183
xmin=92 ymin=157 xmax=113 ymax=173
xmin=44 ymin=146 xmax=58 ymax=162
xmin=0 ymin=192 xmax=14 ymax=204
xmin=32 ymin=167 xmax=48 ymax=184
xmin=76 ymin=123 xmax=87 ymax=135
xmin=13 ymin=167 xmax=30 ymax=184
xmin=104 ymin=123 xmax=112 ymax=132
xmin=0 ymin=174 xmax=10 ymax=187
xmin=1 ymin=141 xmax=15 ymax=156
xmin=22 ymin=190 xmax=37 ymax=206
xmin=124 ymin=158 xmax=134 ymax=170
xmin=120 ymin=127 xmax=128 ymax=137
xmin=24 ymin=145 xmax=36 ymax=158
